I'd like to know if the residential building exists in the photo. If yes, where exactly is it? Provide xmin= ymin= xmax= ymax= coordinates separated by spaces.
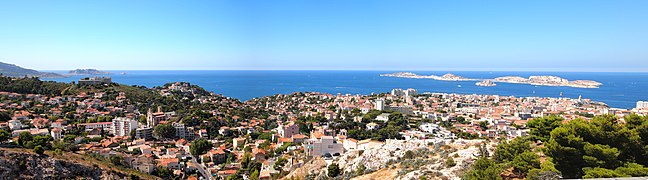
xmin=375 ymin=99 xmax=385 ymax=111
xmin=112 ymin=117 xmax=138 ymax=137
xmin=305 ymin=136 xmax=344 ymax=157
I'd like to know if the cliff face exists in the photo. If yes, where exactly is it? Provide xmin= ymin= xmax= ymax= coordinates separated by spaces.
xmin=0 ymin=149 xmax=128 ymax=180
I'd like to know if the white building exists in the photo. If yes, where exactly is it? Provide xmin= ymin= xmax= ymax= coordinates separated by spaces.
xmin=8 ymin=119 xmax=22 ymax=130
xmin=637 ymin=101 xmax=648 ymax=109
xmin=391 ymin=88 xmax=417 ymax=97
xmin=376 ymin=113 xmax=390 ymax=121
xmin=366 ymin=122 xmax=379 ymax=130
xmin=278 ymin=122 xmax=299 ymax=138
xmin=50 ymin=128 xmax=63 ymax=140
xmin=375 ymin=99 xmax=385 ymax=111
xmin=305 ymin=136 xmax=344 ymax=157
xmin=419 ymin=123 xmax=440 ymax=134
xmin=112 ymin=117 xmax=138 ymax=137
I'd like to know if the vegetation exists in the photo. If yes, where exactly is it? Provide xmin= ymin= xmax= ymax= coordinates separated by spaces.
xmin=33 ymin=145 xmax=44 ymax=155
xmin=190 ymin=139 xmax=213 ymax=157
xmin=546 ymin=114 xmax=648 ymax=178
xmin=327 ymin=163 xmax=341 ymax=177
xmin=153 ymin=123 xmax=176 ymax=139
xmin=464 ymin=114 xmax=648 ymax=179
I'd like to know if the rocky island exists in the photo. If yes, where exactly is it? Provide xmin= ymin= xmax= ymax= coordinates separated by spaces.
xmin=68 ymin=69 xmax=111 ymax=75
xmin=381 ymin=72 xmax=602 ymax=88
xmin=476 ymin=80 xmax=496 ymax=87
xmin=380 ymin=72 xmax=476 ymax=81
xmin=494 ymin=76 xmax=602 ymax=88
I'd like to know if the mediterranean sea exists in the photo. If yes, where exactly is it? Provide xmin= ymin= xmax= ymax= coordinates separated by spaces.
xmin=44 ymin=70 xmax=648 ymax=109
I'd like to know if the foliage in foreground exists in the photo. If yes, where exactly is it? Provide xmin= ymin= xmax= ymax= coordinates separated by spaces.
xmin=464 ymin=114 xmax=648 ymax=179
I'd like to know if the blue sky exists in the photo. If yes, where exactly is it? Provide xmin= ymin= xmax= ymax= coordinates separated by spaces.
xmin=0 ymin=0 xmax=647 ymax=71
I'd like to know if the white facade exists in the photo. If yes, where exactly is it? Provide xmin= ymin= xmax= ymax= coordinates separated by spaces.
xmin=8 ymin=120 xmax=22 ymax=130
xmin=376 ymin=113 xmax=390 ymax=121
xmin=637 ymin=101 xmax=648 ymax=109
xmin=375 ymin=99 xmax=385 ymax=111
xmin=112 ymin=117 xmax=138 ymax=137
xmin=419 ymin=123 xmax=440 ymax=134
xmin=305 ymin=136 xmax=344 ymax=157
xmin=391 ymin=88 xmax=417 ymax=97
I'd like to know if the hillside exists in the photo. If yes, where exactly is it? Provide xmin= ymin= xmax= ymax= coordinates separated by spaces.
xmin=0 ymin=148 xmax=156 ymax=179
xmin=0 ymin=62 xmax=65 ymax=78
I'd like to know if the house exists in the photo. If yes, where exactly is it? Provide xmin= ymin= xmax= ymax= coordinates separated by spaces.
xmin=376 ymin=113 xmax=390 ymax=121
xmin=50 ymin=128 xmax=62 ymax=140
xmin=419 ymin=123 xmax=440 ymax=134
xmin=278 ymin=122 xmax=299 ymax=138
xmin=366 ymin=122 xmax=379 ymax=130
xmin=209 ymin=149 xmax=227 ymax=164
xmin=343 ymin=138 xmax=358 ymax=151
xmin=233 ymin=137 xmax=246 ymax=150
xmin=157 ymin=158 xmax=180 ymax=169
xmin=305 ymin=136 xmax=344 ymax=157
xmin=8 ymin=120 xmax=22 ymax=130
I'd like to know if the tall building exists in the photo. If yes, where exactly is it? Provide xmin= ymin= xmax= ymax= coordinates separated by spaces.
xmin=637 ymin=101 xmax=648 ymax=109
xmin=112 ymin=117 xmax=138 ymax=137
xmin=391 ymin=88 xmax=417 ymax=97
xmin=135 ymin=127 xmax=153 ymax=140
xmin=375 ymin=98 xmax=385 ymax=111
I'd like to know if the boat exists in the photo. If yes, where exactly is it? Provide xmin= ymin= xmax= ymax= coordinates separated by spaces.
xmin=120 ymin=72 xmax=126 ymax=75
xmin=457 ymin=85 xmax=462 ymax=88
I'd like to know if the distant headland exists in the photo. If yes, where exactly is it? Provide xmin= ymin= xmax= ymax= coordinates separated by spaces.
xmin=0 ymin=61 xmax=65 ymax=78
xmin=381 ymin=72 xmax=602 ymax=88
xmin=68 ymin=69 xmax=111 ymax=75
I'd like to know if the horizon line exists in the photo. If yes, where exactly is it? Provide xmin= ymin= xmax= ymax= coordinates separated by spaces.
xmin=40 ymin=68 xmax=648 ymax=73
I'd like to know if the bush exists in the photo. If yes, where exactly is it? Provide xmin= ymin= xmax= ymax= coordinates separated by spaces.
xmin=34 ymin=145 xmax=44 ymax=155
xmin=445 ymin=157 xmax=456 ymax=167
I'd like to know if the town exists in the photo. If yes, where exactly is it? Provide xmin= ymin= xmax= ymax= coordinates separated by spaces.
xmin=0 ymin=76 xmax=647 ymax=179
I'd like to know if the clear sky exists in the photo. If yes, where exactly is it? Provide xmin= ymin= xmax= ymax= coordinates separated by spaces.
xmin=1 ymin=1 xmax=647 ymax=71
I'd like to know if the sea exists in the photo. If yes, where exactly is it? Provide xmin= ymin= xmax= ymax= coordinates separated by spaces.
xmin=43 ymin=70 xmax=648 ymax=109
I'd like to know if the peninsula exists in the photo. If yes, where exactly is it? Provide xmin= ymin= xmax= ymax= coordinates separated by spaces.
xmin=381 ymin=72 xmax=602 ymax=88
xmin=0 ymin=61 xmax=65 ymax=78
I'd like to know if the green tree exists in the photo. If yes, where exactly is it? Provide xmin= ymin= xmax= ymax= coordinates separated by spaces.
xmin=512 ymin=151 xmax=540 ymax=175
xmin=250 ymin=169 xmax=260 ymax=180
xmin=18 ymin=131 xmax=32 ymax=146
xmin=34 ymin=145 xmax=44 ymax=155
xmin=274 ymin=157 xmax=288 ymax=171
xmin=327 ymin=163 xmax=341 ymax=177
xmin=190 ymin=139 xmax=212 ymax=156
xmin=463 ymin=157 xmax=502 ymax=180
xmin=0 ymin=129 xmax=10 ymax=142
xmin=153 ymin=123 xmax=176 ymax=139
xmin=493 ymin=137 xmax=532 ymax=163
xmin=526 ymin=115 xmax=563 ymax=142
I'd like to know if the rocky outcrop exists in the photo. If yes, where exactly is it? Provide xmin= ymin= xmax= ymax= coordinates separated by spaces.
xmin=0 ymin=149 xmax=129 ymax=180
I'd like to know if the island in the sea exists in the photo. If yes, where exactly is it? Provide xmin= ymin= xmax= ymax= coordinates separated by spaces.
xmin=68 ymin=69 xmax=111 ymax=75
xmin=476 ymin=80 xmax=496 ymax=87
xmin=380 ymin=72 xmax=477 ymax=81
xmin=381 ymin=72 xmax=602 ymax=88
